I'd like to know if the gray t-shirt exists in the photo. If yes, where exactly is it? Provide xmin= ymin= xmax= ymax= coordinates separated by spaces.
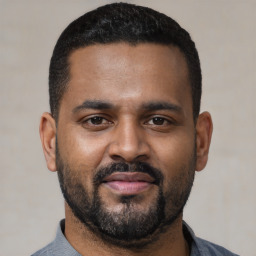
xmin=31 ymin=220 xmax=239 ymax=256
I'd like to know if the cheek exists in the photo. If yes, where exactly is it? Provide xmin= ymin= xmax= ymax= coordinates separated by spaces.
xmin=57 ymin=126 xmax=109 ymax=190
xmin=59 ymin=127 xmax=107 ymax=163
xmin=150 ymin=131 xmax=195 ymax=179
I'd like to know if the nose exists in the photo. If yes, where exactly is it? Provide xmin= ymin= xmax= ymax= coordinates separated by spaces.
xmin=108 ymin=118 xmax=150 ymax=162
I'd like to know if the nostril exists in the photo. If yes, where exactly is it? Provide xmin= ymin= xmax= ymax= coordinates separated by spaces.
xmin=134 ymin=154 xmax=149 ymax=162
xmin=110 ymin=153 xmax=149 ymax=163
xmin=111 ymin=155 xmax=125 ymax=162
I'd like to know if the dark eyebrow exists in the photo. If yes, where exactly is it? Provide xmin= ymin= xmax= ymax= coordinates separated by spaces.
xmin=72 ymin=100 xmax=114 ymax=113
xmin=141 ymin=101 xmax=182 ymax=112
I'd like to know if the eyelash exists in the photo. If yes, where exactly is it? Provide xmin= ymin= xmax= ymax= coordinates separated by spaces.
xmin=80 ymin=115 xmax=175 ymax=130
xmin=145 ymin=116 xmax=172 ymax=126
xmin=82 ymin=116 xmax=112 ymax=126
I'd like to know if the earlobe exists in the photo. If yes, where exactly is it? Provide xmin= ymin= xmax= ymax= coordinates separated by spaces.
xmin=195 ymin=111 xmax=213 ymax=172
xmin=39 ymin=112 xmax=57 ymax=172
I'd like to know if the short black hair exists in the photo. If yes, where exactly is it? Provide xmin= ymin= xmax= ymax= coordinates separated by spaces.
xmin=49 ymin=2 xmax=202 ymax=120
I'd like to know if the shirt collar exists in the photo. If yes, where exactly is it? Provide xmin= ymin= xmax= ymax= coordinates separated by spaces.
xmin=52 ymin=219 xmax=81 ymax=256
xmin=183 ymin=221 xmax=202 ymax=255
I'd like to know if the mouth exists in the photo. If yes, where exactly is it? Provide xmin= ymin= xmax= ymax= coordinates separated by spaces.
xmin=102 ymin=172 xmax=156 ymax=195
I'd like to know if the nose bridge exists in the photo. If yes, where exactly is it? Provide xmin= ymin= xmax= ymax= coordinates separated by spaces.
xmin=109 ymin=116 xmax=148 ymax=162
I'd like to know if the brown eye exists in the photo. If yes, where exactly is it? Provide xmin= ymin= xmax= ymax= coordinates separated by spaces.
xmin=151 ymin=117 xmax=166 ymax=125
xmin=90 ymin=116 xmax=104 ymax=125
xmin=81 ymin=115 xmax=113 ymax=131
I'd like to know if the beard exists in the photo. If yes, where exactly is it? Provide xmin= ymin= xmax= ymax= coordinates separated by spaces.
xmin=56 ymin=145 xmax=196 ymax=248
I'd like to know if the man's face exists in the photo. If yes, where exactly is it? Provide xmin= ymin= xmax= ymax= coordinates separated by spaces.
xmin=56 ymin=43 xmax=196 ymax=246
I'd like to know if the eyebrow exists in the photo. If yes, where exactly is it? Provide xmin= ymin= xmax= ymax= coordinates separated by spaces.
xmin=72 ymin=100 xmax=114 ymax=113
xmin=141 ymin=101 xmax=182 ymax=112
xmin=72 ymin=100 xmax=182 ymax=114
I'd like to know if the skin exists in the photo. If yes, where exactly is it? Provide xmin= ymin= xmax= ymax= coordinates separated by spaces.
xmin=40 ymin=43 xmax=213 ymax=256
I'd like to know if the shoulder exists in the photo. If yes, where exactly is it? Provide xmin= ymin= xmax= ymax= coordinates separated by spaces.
xmin=194 ymin=237 xmax=240 ymax=256
xmin=31 ymin=241 xmax=54 ymax=256
xmin=30 ymin=219 xmax=80 ymax=256
xmin=183 ymin=221 xmax=239 ymax=256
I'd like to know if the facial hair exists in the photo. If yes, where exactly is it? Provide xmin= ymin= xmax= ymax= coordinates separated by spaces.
xmin=56 ymin=145 xmax=196 ymax=248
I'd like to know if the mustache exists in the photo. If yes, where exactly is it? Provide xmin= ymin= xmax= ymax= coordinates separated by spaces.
xmin=93 ymin=162 xmax=163 ymax=186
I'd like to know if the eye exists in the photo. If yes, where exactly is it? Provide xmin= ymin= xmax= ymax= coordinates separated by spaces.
xmin=88 ymin=116 xmax=107 ymax=125
xmin=81 ymin=116 xmax=113 ymax=128
xmin=147 ymin=117 xmax=170 ymax=126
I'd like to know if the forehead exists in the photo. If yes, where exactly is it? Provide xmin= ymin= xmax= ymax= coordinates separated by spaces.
xmin=61 ymin=43 xmax=192 ymax=114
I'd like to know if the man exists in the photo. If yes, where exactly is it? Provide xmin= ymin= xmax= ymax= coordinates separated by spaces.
xmin=33 ymin=3 xmax=238 ymax=256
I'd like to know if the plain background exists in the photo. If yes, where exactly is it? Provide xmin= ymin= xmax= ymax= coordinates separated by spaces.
xmin=1 ymin=0 xmax=255 ymax=255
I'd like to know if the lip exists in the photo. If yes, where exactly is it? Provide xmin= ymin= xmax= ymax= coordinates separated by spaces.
xmin=102 ymin=172 xmax=155 ymax=195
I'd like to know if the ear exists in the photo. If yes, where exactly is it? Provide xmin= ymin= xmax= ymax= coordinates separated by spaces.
xmin=195 ymin=111 xmax=213 ymax=172
xmin=39 ymin=112 xmax=57 ymax=172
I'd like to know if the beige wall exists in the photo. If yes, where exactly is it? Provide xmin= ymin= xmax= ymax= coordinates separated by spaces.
xmin=1 ymin=1 xmax=255 ymax=255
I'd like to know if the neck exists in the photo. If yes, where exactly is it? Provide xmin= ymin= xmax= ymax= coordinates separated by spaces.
xmin=64 ymin=204 xmax=189 ymax=256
